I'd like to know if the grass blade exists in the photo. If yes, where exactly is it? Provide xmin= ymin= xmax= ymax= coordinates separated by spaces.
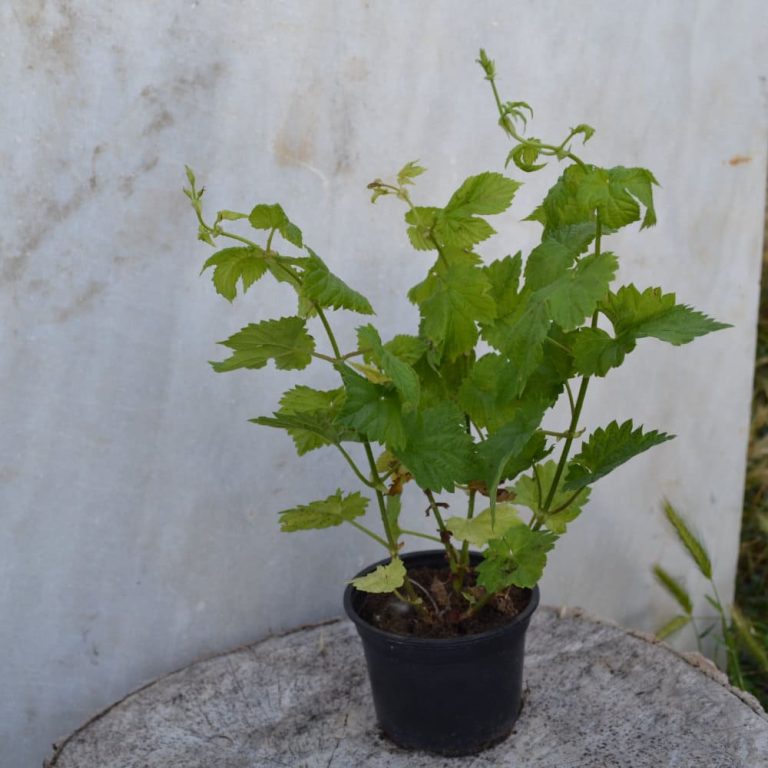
xmin=663 ymin=499 xmax=712 ymax=579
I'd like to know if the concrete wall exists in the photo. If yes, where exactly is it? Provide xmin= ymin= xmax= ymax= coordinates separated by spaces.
xmin=1 ymin=1 xmax=766 ymax=765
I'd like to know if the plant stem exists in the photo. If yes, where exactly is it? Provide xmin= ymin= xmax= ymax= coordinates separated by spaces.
xmin=400 ymin=529 xmax=444 ymax=545
xmin=335 ymin=444 xmax=378 ymax=489
xmin=348 ymin=520 xmax=392 ymax=549
xmin=425 ymin=490 xmax=459 ymax=566
xmin=459 ymin=490 xmax=477 ymax=568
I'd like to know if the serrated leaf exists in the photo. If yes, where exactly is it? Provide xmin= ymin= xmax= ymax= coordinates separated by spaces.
xmin=500 ymin=431 xmax=551 ymax=484
xmin=663 ymin=500 xmax=712 ymax=579
xmin=653 ymin=565 xmax=693 ymax=614
xmin=202 ymin=246 xmax=268 ymax=302
xmin=607 ymin=167 xmax=658 ymax=229
xmin=433 ymin=213 xmax=496 ymax=249
xmin=458 ymin=354 xmax=524 ymax=431
xmin=475 ymin=401 xmax=546 ymax=517
xmin=524 ymin=239 xmax=576 ymax=291
xmin=396 ymin=402 xmax=474 ymax=491
xmin=279 ymin=490 xmax=368 ymax=532
xmin=570 ymin=327 xmax=633 ymax=377
xmin=212 ymin=316 xmax=315 ymax=372
xmin=383 ymin=335 xmax=428 ymax=365
xmin=357 ymin=324 xmax=420 ymax=408
xmin=476 ymin=526 xmax=557 ymax=591
xmin=445 ymin=504 xmax=522 ymax=548
xmin=249 ymin=203 xmax=289 ymax=231
xmin=337 ymin=365 xmax=405 ymax=449
xmin=405 ymin=206 xmax=439 ymax=251
xmin=397 ymin=160 xmax=426 ymax=186
xmin=539 ymin=251 xmax=618 ymax=331
xmin=252 ymin=385 xmax=351 ymax=455
xmin=301 ymin=250 xmax=374 ymax=315
xmin=484 ymin=253 xmax=522 ymax=317
xmin=408 ymin=249 xmax=496 ymax=362
xmin=444 ymin=172 xmax=521 ymax=217
xmin=656 ymin=615 xmax=691 ymax=640
xmin=601 ymin=285 xmax=730 ymax=346
xmin=350 ymin=557 xmax=406 ymax=594
xmin=514 ymin=460 xmax=591 ymax=533
xmin=280 ymin=221 xmax=303 ymax=248
xmin=481 ymin=290 xmax=550 ymax=393
xmin=564 ymin=420 xmax=674 ymax=492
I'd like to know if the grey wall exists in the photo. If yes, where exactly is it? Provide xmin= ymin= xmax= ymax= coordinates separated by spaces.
xmin=1 ymin=2 xmax=766 ymax=765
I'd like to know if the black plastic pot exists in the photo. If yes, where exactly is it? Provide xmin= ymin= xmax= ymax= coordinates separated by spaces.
xmin=343 ymin=549 xmax=540 ymax=756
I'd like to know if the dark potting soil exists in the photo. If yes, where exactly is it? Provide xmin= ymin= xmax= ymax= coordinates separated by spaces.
xmin=357 ymin=564 xmax=531 ymax=639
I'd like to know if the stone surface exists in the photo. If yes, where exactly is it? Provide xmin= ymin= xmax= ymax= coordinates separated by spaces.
xmin=47 ymin=609 xmax=768 ymax=768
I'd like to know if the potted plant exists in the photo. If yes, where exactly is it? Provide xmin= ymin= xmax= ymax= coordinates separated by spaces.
xmin=185 ymin=50 xmax=729 ymax=756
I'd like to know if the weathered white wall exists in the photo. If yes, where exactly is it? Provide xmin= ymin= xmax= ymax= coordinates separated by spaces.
xmin=1 ymin=1 xmax=766 ymax=765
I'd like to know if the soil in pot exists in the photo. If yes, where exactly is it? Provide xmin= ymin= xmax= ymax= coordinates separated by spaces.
xmin=358 ymin=563 xmax=531 ymax=638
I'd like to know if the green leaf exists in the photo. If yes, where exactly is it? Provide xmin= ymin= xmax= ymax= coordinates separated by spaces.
xmin=212 ymin=316 xmax=315 ymax=372
xmin=446 ymin=504 xmax=522 ymax=548
xmin=514 ymin=460 xmax=591 ymax=533
xmin=249 ymin=203 xmax=289 ymax=231
xmin=458 ymin=354 xmax=525 ymax=431
xmin=484 ymin=253 xmax=522 ymax=317
xmin=601 ymin=285 xmax=730 ymax=346
xmin=476 ymin=526 xmax=557 ymax=591
xmin=350 ymin=557 xmax=406 ymax=594
xmin=481 ymin=290 xmax=550 ymax=393
xmin=539 ymin=251 xmax=618 ymax=331
xmin=252 ymin=385 xmax=350 ymax=455
xmin=444 ymin=172 xmax=521 ymax=217
xmin=202 ymin=246 xmax=268 ymax=302
xmin=408 ymin=249 xmax=496 ymax=362
xmin=396 ymin=401 xmax=474 ymax=491
xmin=397 ymin=160 xmax=426 ymax=186
xmin=656 ymin=615 xmax=691 ymax=640
xmin=385 ymin=495 xmax=403 ymax=541
xmin=404 ymin=206 xmax=439 ymax=251
xmin=475 ymin=402 xmax=546 ymax=516
xmin=357 ymin=325 xmax=420 ymax=409
xmin=280 ymin=221 xmax=304 ymax=248
xmin=434 ymin=214 xmax=495 ymax=249
xmin=524 ymin=239 xmax=576 ymax=291
xmin=337 ymin=366 xmax=405 ymax=449
xmin=383 ymin=335 xmax=428 ymax=365
xmin=564 ymin=420 xmax=674 ymax=492
xmin=526 ymin=164 xmax=658 ymax=232
xmin=662 ymin=500 xmax=712 ymax=579
xmin=653 ymin=564 xmax=693 ymax=615
xmin=500 ymin=431 xmax=551 ymax=484
xmin=570 ymin=327 xmax=633 ymax=377
xmin=279 ymin=490 xmax=368 ymax=532
xmin=301 ymin=250 xmax=374 ymax=314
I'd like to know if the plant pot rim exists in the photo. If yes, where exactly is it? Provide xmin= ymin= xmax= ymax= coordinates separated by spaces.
xmin=343 ymin=548 xmax=541 ymax=648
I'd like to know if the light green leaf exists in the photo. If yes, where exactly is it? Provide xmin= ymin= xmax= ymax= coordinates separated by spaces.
xmin=397 ymin=160 xmax=426 ymax=186
xmin=301 ymin=250 xmax=374 ymax=314
xmin=601 ymin=285 xmax=730 ymax=346
xmin=408 ymin=249 xmax=496 ymax=362
xmin=404 ymin=206 xmax=440 ymax=251
xmin=396 ymin=401 xmax=474 ymax=492
xmin=564 ymin=420 xmax=674 ymax=492
xmin=524 ymin=239 xmax=575 ymax=291
xmin=481 ymin=290 xmax=551 ymax=394
xmin=279 ymin=490 xmax=368 ymax=532
xmin=539 ymin=251 xmax=618 ymax=331
xmin=458 ymin=354 xmax=523 ymax=431
xmin=569 ymin=327 xmax=633 ymax=377
xmin=476 ymin=526 xmax=557 ymax=591
xmin=663 ymin=500 xmax=712 ymax=579
xmin=607 ymin=167 xmax=659 ymax=229
xmin=433 ymin=213 xmax=495 ymax=249
xmin=653 ymin=564 xmax=693 ymax=615
xmin=444 ymin=172 xmax=521 ymax=217
xmin=514 ymin=460 xmax=591 ymax=533
xmin=446 ymin=504 xmax=522 ymax=547
xmin=202 ymin=246 xmax=268 ymax=302
xmin=251 ymin=385 xmax=350 ymax=455
xmin=249 ymin=203 xmax=289 ymax=231
xmin=350 ymin=557 xmax=407 ymax=594
xmin=337 ymin=366 xmax=405 ymax=449
xmin=212 ymin=316 xmax=315 ymax=372
xmin=484 ymin=253 xmax=522 ymax=317
xmin=656 ymin=615 xmax=691 ymax=640
xmin=383 ymin=334 xmax=428 ymax=365
xmin=357 ymin=324 xmax=420 ymax=408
